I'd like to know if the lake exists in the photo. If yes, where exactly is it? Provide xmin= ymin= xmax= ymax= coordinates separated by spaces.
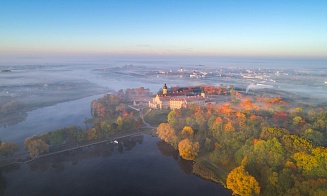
xmin=0 ymin=134 xmax=230 ymax=196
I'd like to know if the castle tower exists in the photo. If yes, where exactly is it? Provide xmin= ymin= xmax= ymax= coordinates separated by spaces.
xmin=163 ymin=83 xmax=168 ymax=95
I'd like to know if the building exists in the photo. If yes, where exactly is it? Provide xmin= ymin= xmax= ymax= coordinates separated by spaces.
xmin=149 ymin=83 xmax=206 ymax=110
xmin=149 ymin=94 xmax=171 ymax=109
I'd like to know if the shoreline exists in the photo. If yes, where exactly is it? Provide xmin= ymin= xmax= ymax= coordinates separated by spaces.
xmin=0 ymin=129 xmax=143 ymax=167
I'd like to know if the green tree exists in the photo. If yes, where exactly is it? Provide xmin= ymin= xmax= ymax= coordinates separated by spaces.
xmin=252 ymin=138 xmax=285 ymax=168
xmin=116 ymin=116 xmax=124 ymax=131
xmin=100 ymin=121 xmax=112 ymax=136
xmin=168 ymin=110 xmax=178 ymax=128
xmin=301 ymin=128 xmax=324 ymax=145
xmin=48 ymin=130 xmax=64 ymax=147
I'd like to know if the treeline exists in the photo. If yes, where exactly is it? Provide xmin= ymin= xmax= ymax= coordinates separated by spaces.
xmin=156 ymin=92 xmax=327 ymax=195
xmin=23 ymin=92 xmax=144 ymax=158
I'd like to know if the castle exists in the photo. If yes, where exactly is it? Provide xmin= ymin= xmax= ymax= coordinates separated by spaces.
xmin=149 ymin=83 xmax=206 ymax=109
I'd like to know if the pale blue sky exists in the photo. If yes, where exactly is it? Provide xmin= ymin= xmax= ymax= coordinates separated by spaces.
xmin=1 ymin=0 xmax=326 ymax=62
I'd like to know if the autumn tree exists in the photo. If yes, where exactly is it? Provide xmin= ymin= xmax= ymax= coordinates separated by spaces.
xmin=240 ymin=99 xmax=259 ymax=110
xmin=157 ymin=123 xmax=178 ymax=148
xmin=0 ymin=142 xmax=19 ymax=157
xmin=224 ymin=121 xmax=235 ymax=132
xmin=260 ymin=127 xmax=289 ymax=140
xmin=181 ymin=126 xmax=194 ymax=140
xmin=227 ymin=166 xmax=260 ymax=196
xmin=236 ymin=112 xmax=246 ymax=130
xmin=178 ymin=138 xmax=200 ymax=160
xmin=282 ymin=134 xmax=313 ymax=153
xmin=26 ymin=139 xmax=49 ymax=158
xmin=87 ymin=128 xmax=98 ymax=140
xmin=293 ymin=147 xmax=327 ymax=178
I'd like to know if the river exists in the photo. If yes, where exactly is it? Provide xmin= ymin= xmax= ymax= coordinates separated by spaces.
xmin=0 ymin=94 xmax=104 ymax=148
xmin=0 ymin=134 xmax=230 ymax=195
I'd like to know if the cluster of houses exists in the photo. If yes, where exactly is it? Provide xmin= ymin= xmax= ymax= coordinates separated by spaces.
xmin=148 ymin=83 xmax=210 ymax=110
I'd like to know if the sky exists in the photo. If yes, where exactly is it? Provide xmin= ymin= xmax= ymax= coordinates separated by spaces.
xmin=0 ymin=0 xmax=327 ymax=64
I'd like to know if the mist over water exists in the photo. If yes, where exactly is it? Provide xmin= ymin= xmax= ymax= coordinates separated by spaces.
xmin=0 ymin=57 xmax=326 ymax=195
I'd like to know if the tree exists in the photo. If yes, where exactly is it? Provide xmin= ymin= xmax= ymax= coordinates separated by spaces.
xmin=181 ymin=126 xmax=194 ymax=140
xmin=178 ymin=139 xmax=200 ymax=160
xmin=116 ymin=116 xmax=124 ymax=131
xmin=204 ymin=138 xmax=213 ymax=151
xmin=26 ymin=139 xmax=49 ymax=158
xmin=224 ymin=121 xmax=235 ymax=132
xmin=260 ymin=127 xmax=289 ymax=140
xmin=301 ymin=128 xmax=324 ymax=145
xmin=195 ymin=114 xmax=207 ymax=132
xmin=100 ymin=121 xmax=112 ymax=136
xmin=227 ymin=166 xmax=260 ymax=196
xmin=115 ymin=103 xmax=126 ymax=114
xmin=236 ymin=112 xmax=246 ymax=130
xmin=0 ymin=142 xmax=19 ymax=157
xmin=293 ymin=147 xmax=327 ymax=178
xmin=252 ymin=138 xmax=285 ymax=168
xmin=157 ymin=123 xmax=179 ymax=148
xmin=48 ymin=130 xmax=64 ymax=147
xmin=282 ymin=134 xmax=313 ymax=153
xmin=167 ymin=110 xmax=178 ymax=128
xmin=87 ymin=128 xmax=98 ymax=140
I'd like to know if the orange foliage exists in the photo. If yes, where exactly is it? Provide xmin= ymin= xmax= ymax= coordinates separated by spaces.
xmin=194 ymin=106 xmax=204 ymax=116
xmin=235 ymin=91 xmax=242 ymax=98
xmin=224 ymin=121 xmax=235 ymax=132
xmin=203 ymin=85 xmax=224 ymax=95
xmin=265 ymin=97 xmax=287 ymax=106
xmin=253 ymin=138 xmax=260 ymax=145
xmin=213 ymin=116 xmax=223 ymax=125
xmin=206 ymin=103 xmax=213 ymax=115
xmin=178 ymin=139 xmax=200 ymax=160
xmin=92 ymin=102 xmax=105 ymax=118
xmin=221 ymin=104 xmax=233 ymax=115
xmin=240 ymin=99 xmax=259 ymax=110
xmin=214 ymin=142 xmax=220 ymax=149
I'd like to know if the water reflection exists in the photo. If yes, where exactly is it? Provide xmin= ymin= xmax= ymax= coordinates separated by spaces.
xmin=0 ymin=134 xmax=229 ymax=195
xmin=0 ymin=164 xmax=20 ymax=195
xmin=0 ymin=111 xmax=27 ymax=128
xmin=156 ymin=140 xmax=193 ymax=175
xmin=24 ymin=134 xmax=144 ymax=174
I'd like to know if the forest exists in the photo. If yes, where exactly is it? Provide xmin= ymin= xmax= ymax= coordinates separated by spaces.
xmin=155 ymin=86 xmax=327 ymax=196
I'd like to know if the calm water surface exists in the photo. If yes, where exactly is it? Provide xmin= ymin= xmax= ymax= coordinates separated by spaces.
xmin=1 ymin=134 xmax=230 ymax=196
xmin=0 ymin=94 xmax=104 ymax=147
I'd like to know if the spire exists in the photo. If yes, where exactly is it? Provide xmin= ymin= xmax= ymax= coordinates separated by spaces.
xmin=163 ymin=83 xmax=168 ymax=95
